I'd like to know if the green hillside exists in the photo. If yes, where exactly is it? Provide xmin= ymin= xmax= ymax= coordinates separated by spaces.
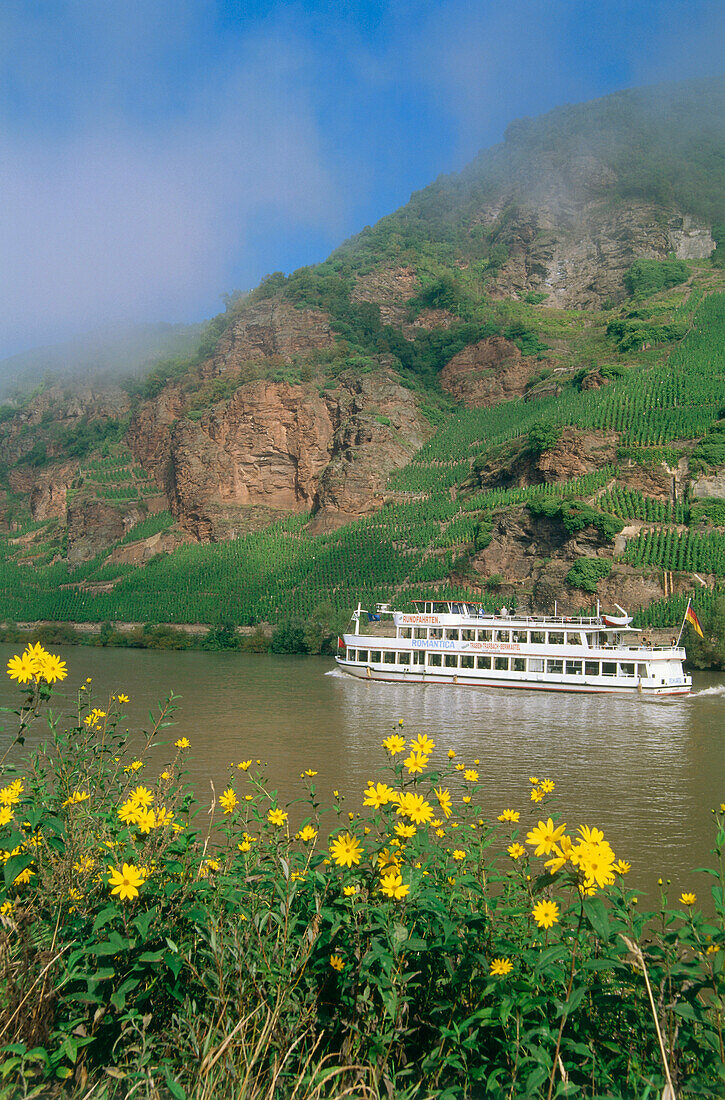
xmin=1 ymin=78 xmax=725 ymax=645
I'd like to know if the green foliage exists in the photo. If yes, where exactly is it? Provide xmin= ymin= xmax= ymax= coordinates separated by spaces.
xmin=528 ymin=423 xmax=561 ymax=454
xmin=201 ymin=621 xmax=241 ymax=650
xmin=623 ymin=258 xmax=690 ymax=298
xmin=529 ymin=497 xmax=623 ymax=540
xmin=566 ymin=557 xmax=613 ymax=592
xmin=710 ymin=224 xmax=725 ymax=268
xmin=690 ymin=497 xmax=725 ymax=527
xmin=683 ymin=591 xmax=725 ymax=668
xmin=690 ymin=418 xmax=725 ymax=472
xmin=0 ymin=664 xmax=724 ymax=1096
xmin=621 ymin=527 xmax=725 ymax=575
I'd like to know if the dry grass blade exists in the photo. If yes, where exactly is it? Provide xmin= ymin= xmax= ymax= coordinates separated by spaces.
xmin=620 ymin=934 xmax=677 ymax=1099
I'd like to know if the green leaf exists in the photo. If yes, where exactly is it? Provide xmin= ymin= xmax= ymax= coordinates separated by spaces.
xmin=583 ymin=895 xmax=611 ymax=941
xmin=92 ymin=905 xmax=118 ymax=933
xmin=131 ymin=907 xmax=157 ymax=937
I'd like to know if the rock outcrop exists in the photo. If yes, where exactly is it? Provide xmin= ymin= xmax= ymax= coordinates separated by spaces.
xmin=440 ymin=336 xmax=547 ymax=407
xmin=201 ymin=298 xmax=335 ymax=379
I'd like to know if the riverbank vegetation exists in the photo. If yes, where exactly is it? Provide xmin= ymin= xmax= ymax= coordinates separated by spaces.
xmin=0 ymin=646 xmax=723 ymax=1097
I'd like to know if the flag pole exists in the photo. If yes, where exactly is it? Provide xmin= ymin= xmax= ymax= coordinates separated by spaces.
xmin=674 ymin=596 xmax=691 ymax=648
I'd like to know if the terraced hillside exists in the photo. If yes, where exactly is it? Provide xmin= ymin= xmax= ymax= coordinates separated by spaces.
xmin=0 ymin=78 xmax=724 ymax=639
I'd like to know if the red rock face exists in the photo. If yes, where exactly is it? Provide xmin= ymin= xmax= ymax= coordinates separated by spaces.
xmin=440 ymin=337 xmax=543 ymax=407
xmin=201 ymin=299 xmax=335 ymax=378
xmin=128 ymin=371 xmax=432 ymax=541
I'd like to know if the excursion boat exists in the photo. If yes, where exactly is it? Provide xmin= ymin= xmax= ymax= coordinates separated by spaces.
xmin=336 ymin=600 xmax=692 ymax=696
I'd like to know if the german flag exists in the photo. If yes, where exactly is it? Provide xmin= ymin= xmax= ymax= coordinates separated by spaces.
xmin=685 ymin=604 xmax=704 ymax=638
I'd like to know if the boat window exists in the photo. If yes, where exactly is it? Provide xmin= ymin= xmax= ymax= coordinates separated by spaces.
xmin=430 ymin=628 xmax=443 ymax=640
xmin=413 ymin=651 xmax=425 ymax=665
xmin=548 ymin=632 xmax=564 ymax=645
xmin=465 ymin=604 xmax=479 ymax=616
xmin=383 ymin=651 xmax=396 ymax=664
xmin=529 ymin=658 xmax=545 ymax=673
xmin=446 ymin=629 xmax=460 ymax=641
xmin=565 ymin=633 xmax=582 ymax=646
xmin=547 ymin=659 xmax=564 ymax=674
xmin=476 ymin=656 xmax=492 ymax=669
xmin=513 ymin=657 xmax=526 ymax=672
xmin=428 ymin=653 xmax=442 ymax=666
xmin=512 ymin=630 xmax=528 ymax=643
xmin=494 ymin=656 xmax=509 ymax=671
xmin=495 ymin=630 xmax=511 ymax=643
xmin=460 ymin=655 xmax=474 ymax=669
xmin=357 ymin=650 xmax=368 ymax=663
xmin=602 ymin=661 xmax=617 ymax=677
xmin=398 ymin=627 xmax=412 ymax=639
xmin=585 ymin=661 xmax=599 ymax=676
xmin=445 ymin=654 xmax=459 ymax=668
xmin=530 ymin=631 xmax=545 ymax=645
xmin=370 ymin=650 xmax=381 ymax=663
xmin=414 ymin=628 xmax=427 ymax=639
xmin=347 ymin=649 xmax=356 ymax=661
xmin=461 ymin=628 xmax=475 ymax=641
xmin=424 ymin=603 xmax=432 ymax=614
xmin=397 ymin=652 xmax=412 ymax=664
xmin=565 ymin=660 xmax=583 ymax=676
xmin=636 ymin=663 xmax=646 ymax=677
xmin=619 ymin=662 xmax=635 ymax=677
xmin=476 ymin=629 xmax=492 ymax=642
xmin=451 ymin=603 xmax=463 ymax=614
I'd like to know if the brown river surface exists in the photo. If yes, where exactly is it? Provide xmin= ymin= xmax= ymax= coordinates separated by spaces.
xmin=0 ymin=645 xmax=723 ymax=900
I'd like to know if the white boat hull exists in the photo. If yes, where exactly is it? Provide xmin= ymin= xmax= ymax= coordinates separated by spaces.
xmin=335 ymin=658 xmax=690 ymax=695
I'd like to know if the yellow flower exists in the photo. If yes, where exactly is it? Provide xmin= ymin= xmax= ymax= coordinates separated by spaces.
xmin=117 ymin=694 xmax=129 ymax=703
xmin=489 ymin=957 xmax=513 ymax=977
xmin=435 ymin=829 xmax=445 ymax=838
xmin=62 ymin=790 xmax=89 ymax=807
xmin=238 ymin=760 xmax=252 ymax=770
xmin=363 ymin=782 xmax=397 ymax=808
xmin=577 ymin=825 xmax=607 ymax=846
xmin=174 ymin=738 xmax=190 ymax=749
xmin=267 ymin=808 xmax=288 ymax=827
xmin=454 ymin=763 xmax=465 ymax=772
xmin=83 ymin=708 xmax=107 ymax=728
xmin=498 ymin=809 xmax=520 ymax=823
xmin=464 ymin=769 xmax=479 ymax=783
xmin=615 ymin=859 xmax=631 ymax=874
xmin=7 ymin=651 xmax=38 ymax=684
xmin=530 ymin=789 xmax=545 ymax=803
xmin=108 ymin=863 xmax=145 ymax=901
xmin=330 ymin=954 xmax=344 ymax=971
xmin=532 ymin=899 xmax=560 ymax=929
xmin=14 ymin=866 xmax=35 ymax=885
xmin=160 ymin=771 xmax=171 ymax=781
xmin=434 ymin=787 xmax=453 ymax=818
xmin=403 ymin=750 xmax=428 ymax=775
xmin=394 ymin=823 xmax=416 ymax=839
xmin=129 ymin=785 xmax=153 ymax=808
xmin=118 ymin=800 xmax=140 ymax=825
xmin=410 ymin=733 xmax=435 ymax=755
xmin=343 ymin=884 xmax=359 ymax=896
xmin=680 ymin=892 xmax=696 ymax=906
xmin=155 ymin=806 xmax=175 ymax=827
xmin=0 ymin=807 xmax=12 ymax=827
xmin=507 ymin=843 xmax=526 ymax=860
xmin=73 ymin=856 xmax=95 ymax=874
xmin=297 ymin=824 xmax=318 ymax=842
xmin=396 ymin=792 xmax=434 ymax=825
xmin=135 ymin=808 xmax=156 ymax=834
xmin=462 ymin=795 xmax=471 ymax=804
xmin=447 ymin=876 xmax=456 ymax=886
xmin=577 ymin=844 xmax=616 ymax=890
xmin=380 ymin=871 xmax=410 ymax=899
xmin=0 ymin=780 xmax=23 ymax=806
xmin=526 ymin=818 xmax=567 ymax=857
xmin=377 ymin=847 xmax=401 ymax=872
xmin=238 ymin=841 xmax=251 ymax=852
xmin=540 ymin=779 xmax=555 ymax=793
xmin=0 ymin=901 xmax=13 ymax=917
xmin=447 ymin=749 xmax=456 ymax=759
xmin=382 ymin=734 xmax=406 ymax=755
xmin=706 ymin=944 xmax=720 ymax=955
xmin=529 ymin=777 xmax=539 ymax=785
xmin=544 ymin=836 xmax=575 ymax=875
xmin=330 ymin=832 xmax=363 ymax=868
xmin=302 ymin=769 xmax=318 ymax=777
xmin=452 ymin=849 xmax=466 ymax=861
xmin=220 ymin=788 xmax=238 ymax=814
xmin=198 ymin=858 xmax=220 ymax=878
xmin=38 ymin=652 xmax=68 ymax=683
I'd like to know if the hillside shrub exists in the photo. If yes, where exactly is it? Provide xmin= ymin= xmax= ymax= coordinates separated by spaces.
xmin=690 ymin=498 xmax=725 ymax=527
xmin=0 ymin=647 xmax=723 ymax=1096
xmin=566 ymin=557 xmax=613 ymax=592
xmin=623 ymin=258 xmax=690 ymax=298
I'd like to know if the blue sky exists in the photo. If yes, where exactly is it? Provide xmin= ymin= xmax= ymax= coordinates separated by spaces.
xmin=1 ymin=0 xmax=723 ymax=359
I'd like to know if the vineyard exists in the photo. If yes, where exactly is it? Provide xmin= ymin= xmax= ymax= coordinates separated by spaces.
xmin=0 ymin=288 xmax=723 ymax=631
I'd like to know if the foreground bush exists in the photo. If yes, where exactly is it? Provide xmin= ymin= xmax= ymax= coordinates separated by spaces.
xmin=0 ymin=645 xmax=723 ymax=1098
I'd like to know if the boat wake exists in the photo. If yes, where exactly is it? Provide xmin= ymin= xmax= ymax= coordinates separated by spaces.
xmin=325 ymin=668 xmax=349 ymax=679
xmin=689 ymin=685 xmax=725 ymax=698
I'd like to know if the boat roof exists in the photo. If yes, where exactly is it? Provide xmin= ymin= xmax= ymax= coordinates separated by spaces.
xmin=405 ymin=600 xmax=639 ymax=632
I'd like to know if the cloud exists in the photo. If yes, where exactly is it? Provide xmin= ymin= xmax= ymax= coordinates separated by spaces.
xmin=0 ymin=4 xmax=345 ymax=356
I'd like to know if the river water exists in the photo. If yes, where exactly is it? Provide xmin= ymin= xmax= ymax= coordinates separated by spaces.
xmin=0 ymin=645 xmax=723 ymax=898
